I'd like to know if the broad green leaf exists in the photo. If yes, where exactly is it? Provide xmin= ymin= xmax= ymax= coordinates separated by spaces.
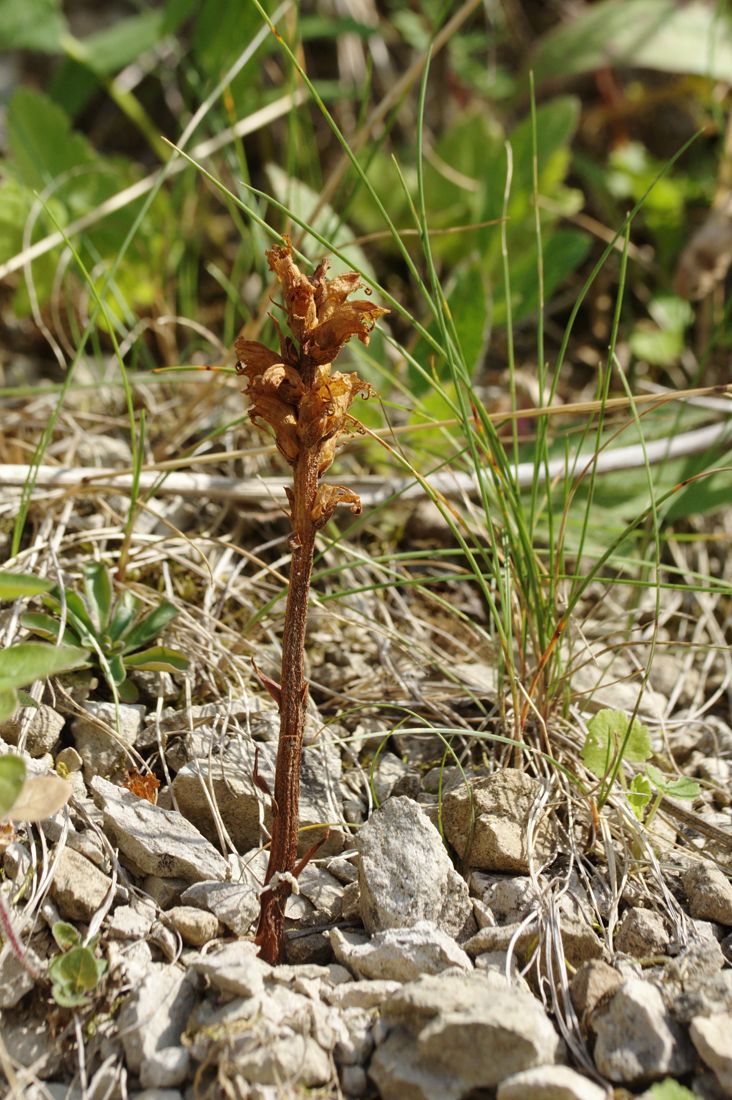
xmin=0 ymin=0 xmax=68 ymax=51
xmin=628 ymin=773 xmax=653 ymax=821
xmin=7 ymin=774 xmax=72 ymax=822
xmin=409 ymin=261 xmax=489 ymax=393
xmin=83 ymin=562 xmax=112 ymax=633
xmin=63 ymin=591 xmax=98 ymax=642
xmin=532 ymin=1 xmax=732 ymax=84
xmin=0 ymin=755 xmax=26 ymax=818
xmin=122 ymin=601 xmax=180 ymax=652
xmin=107 ymin=655 xmax=127 ymax=685
xmin=645 ymin=764 xmax=700 ymax=800
xmin=69 ymin=9 xmax=167 ymax=76
xmin=0 ymin=643 xmax=90 ymax=690
xmin=52 ymin=921 xmax=81 ymax=951
xmin=0 ymin=571 xmax=53 ymax=601
xmin=582 ymin=708 xmax=652 ymax=779
xmin=48 ymin=946 xmax=104 ymax=992
xmin=7 ymin=88 xmax=96 ymax=192
xmin=123 ymin=646 xmax=189 ymax=673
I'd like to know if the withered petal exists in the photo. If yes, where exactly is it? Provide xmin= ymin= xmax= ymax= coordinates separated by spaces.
xmin=235 ymin=338 xmax=282 ymax=376
xmin=312 ymin=484 xmax=362 ymax=528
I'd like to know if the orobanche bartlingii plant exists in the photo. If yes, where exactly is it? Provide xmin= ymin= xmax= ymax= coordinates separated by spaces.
xmin=235 ymin=239 xmax=387 ymax=964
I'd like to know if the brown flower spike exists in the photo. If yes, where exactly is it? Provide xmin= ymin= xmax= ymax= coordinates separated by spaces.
xmin=236 ymin=240 xmax=387 ymax=964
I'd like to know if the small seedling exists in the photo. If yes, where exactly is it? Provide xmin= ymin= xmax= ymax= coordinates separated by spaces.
xmin=48 ymin=921 xmax=107 ymax=1008
xmin=236 ymin=239 xmax=387 ymax=963
xmin=582 ymin=708 xmax=699 ymax=824
xmin=18 ymin=561 xmax=188 ymax=702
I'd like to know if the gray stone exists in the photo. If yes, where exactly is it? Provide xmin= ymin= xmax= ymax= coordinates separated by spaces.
xmin=220 ymin=1031 xmax=331 ymax=1088
xmin=49 ymin=845 xmax=113 ymax=921
xmin=370 ymin=970 xmax=562 ymax=1100
xmin=497 ymin=1065 xmax=608 ymax=1100
xmin=478 ymin=873 xmax=541 ymax=922
xmin=372 ymin=754 xmax=418 ymax=802
xmin=72 ymin=701 xmax=145 ymax=782
xmin=592 ymin=978 xmax=694 ymax=1083
xmin=139 ymin=1046 xmax=190 ymax=1090
xmin=91 ymin=776 xmax=229 ymax=883
xmin=464 ymin=918 xmax=603 ymax=969
xmin=327 ymin=854 xmax=359 ymax=884
xmin=341 ymin=880 xmax=361 ymax=921
xmin=297 ymin=863 xmax=343 ymax=922
xmin=339 ymin=1064 xmax=369 ymax=1097
xmin=0 ymin=704 xmax=65 ymax=756
xmin=356 ymin=797 xmax=473 ymax=938
xmin=690 ymin=1014 xmax=732 ymax=1095
xmin=570 ymin=960 xmax=623 ymax=1024
xmin=163 ymin=905 xmax=219 ymax=946
xmin=107 ymin=898 xmax=156 ymax=940
xmin=190 ymin=941 xmax=271 ymax=998
xmin=171 ymin=735 xmax=345 ymax=856
xmin=0 ymin=944 xmax=39 ymax=1008
xmin=179 ymin=879 xmax=259 ymax=936
xmin=133 ymin=1093 xmax=183 ymax=1100
xmin=442 ymin=769 xmax=558 ymax=872
xmin=117 ymin=964 xmax=197 ymax=1074
xmin=615 ymin=907 xmax=670 ymax=957
xmin=331 ymin=922 xmax=471 ymax=982
xmin=683 ymin=861 xmax=732 ymax=925
xmin=325 ymin=979 xmax=402 ymax=1010
xmin=1 ymin=1017 xmax=63 ymax=1076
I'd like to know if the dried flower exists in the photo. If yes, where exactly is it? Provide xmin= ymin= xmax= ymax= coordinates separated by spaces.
xmin=237 ymin=240 xmax=388 ymax=964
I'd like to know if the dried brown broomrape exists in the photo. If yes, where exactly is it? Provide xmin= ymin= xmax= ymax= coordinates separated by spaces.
xmin=235 ymin=239 xmax=388 ymax=964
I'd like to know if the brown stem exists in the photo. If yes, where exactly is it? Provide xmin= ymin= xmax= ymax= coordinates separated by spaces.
xmin=254 ymin=444 xmax=319 ymax=964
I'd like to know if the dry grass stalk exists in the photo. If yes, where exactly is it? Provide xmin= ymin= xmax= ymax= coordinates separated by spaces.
xmin=235 ymin=239 xmax=387 ymax=963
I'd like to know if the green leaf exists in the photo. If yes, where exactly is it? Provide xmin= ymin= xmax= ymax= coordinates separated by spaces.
xmin=69 ymin=9 xmax=167 ymax=76
xmin=83 ymin=562 xmax=112 ymax=633
xmin=123 ymin=646 xmax=189 ymax=673
xmin=0 ymin=755 xmax=26 ymax=818
xmin=628 ymin=773 xmax=653 ymax=821
xmin=21 ymin=611 xmax=79 ymax=646
xmin=48 ymin=945 xmax=105 ymax=995
xmin=63 ymin=591 xmax=98 ymax=643
xmin=0 ymin=571 xmax=54 ymax=601
xmin=0 ymin=643 xmax=90 ymax=696
xmin=0 ymin=0 xmax=68 ymax=51
xmin=7 ymin=87 xmax=97 ymax=193
xmin=0 ymin=686 xmax=19 ymax=724
xmin=532 ymin=0 xmax=732 ymax=85
xmin=122 ymin=601 xmax=180 ymax=652
xmin=645 ymin=764 xmax=700 ymax=800
xmin=107 ymin=591 xmax=140 ymax=642
xmin=582 ymin=708 xmax=652 ymax=779
xmin=52 ymin=921 xmax=81 ymax=951
xmin=647 ymin=1079 xmax=696 ymax=1100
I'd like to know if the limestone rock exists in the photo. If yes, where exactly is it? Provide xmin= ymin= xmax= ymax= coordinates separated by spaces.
xmin=179 ymin=880 xmax=259 ymax=936
xmin=90 ymin=776 xmax=229 ymax=883
xmin=615 ymin=908 xmax=670 ymax=957
xmin=190 ymin=941 xmax=271 ymax=998
xmin=117 ymin=964 xmax=197 ymax=1075
xmin=0 ymin=704 xmax=65 ymax=756
xmin=72 ymin=701 xmax=145 ymax=782
xmin=49 ymin=846 xmax=113 ymax=921
xmin=690 ymin=1014 xmax=732 ymax=1095
xmin=171 ymin=736 xmax=345 ymax=856
xmin=592 ymin=978 xmax=694 ymax=1083
xmin=331 ymin=922 xmax=471 ymax=982
xmin=0 ymin=944 xmax=40 ymax=1008
xmin=441 ymin=769 xmax=558 ymax=872
xmin=139 ymin=1046 xmax=190 ymax=1090
xmin=497 ymin=1065 xmax=608 ymax=1100
xmin=163 ymin=905 xmax=219 ymax=947
xmin=356 ymin=797 xmax=473 ymax=938
xmin=682 ymin=860 xmax=732 ymax=925
xmin=570 ymin=960 xmax=623 ymax=1025
xmin=370 ymin=970 xmax=562 ymax=1100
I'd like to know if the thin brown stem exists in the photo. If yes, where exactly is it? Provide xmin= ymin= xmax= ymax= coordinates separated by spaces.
xmin=255 ymin=446 xmax=318 ymax=964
